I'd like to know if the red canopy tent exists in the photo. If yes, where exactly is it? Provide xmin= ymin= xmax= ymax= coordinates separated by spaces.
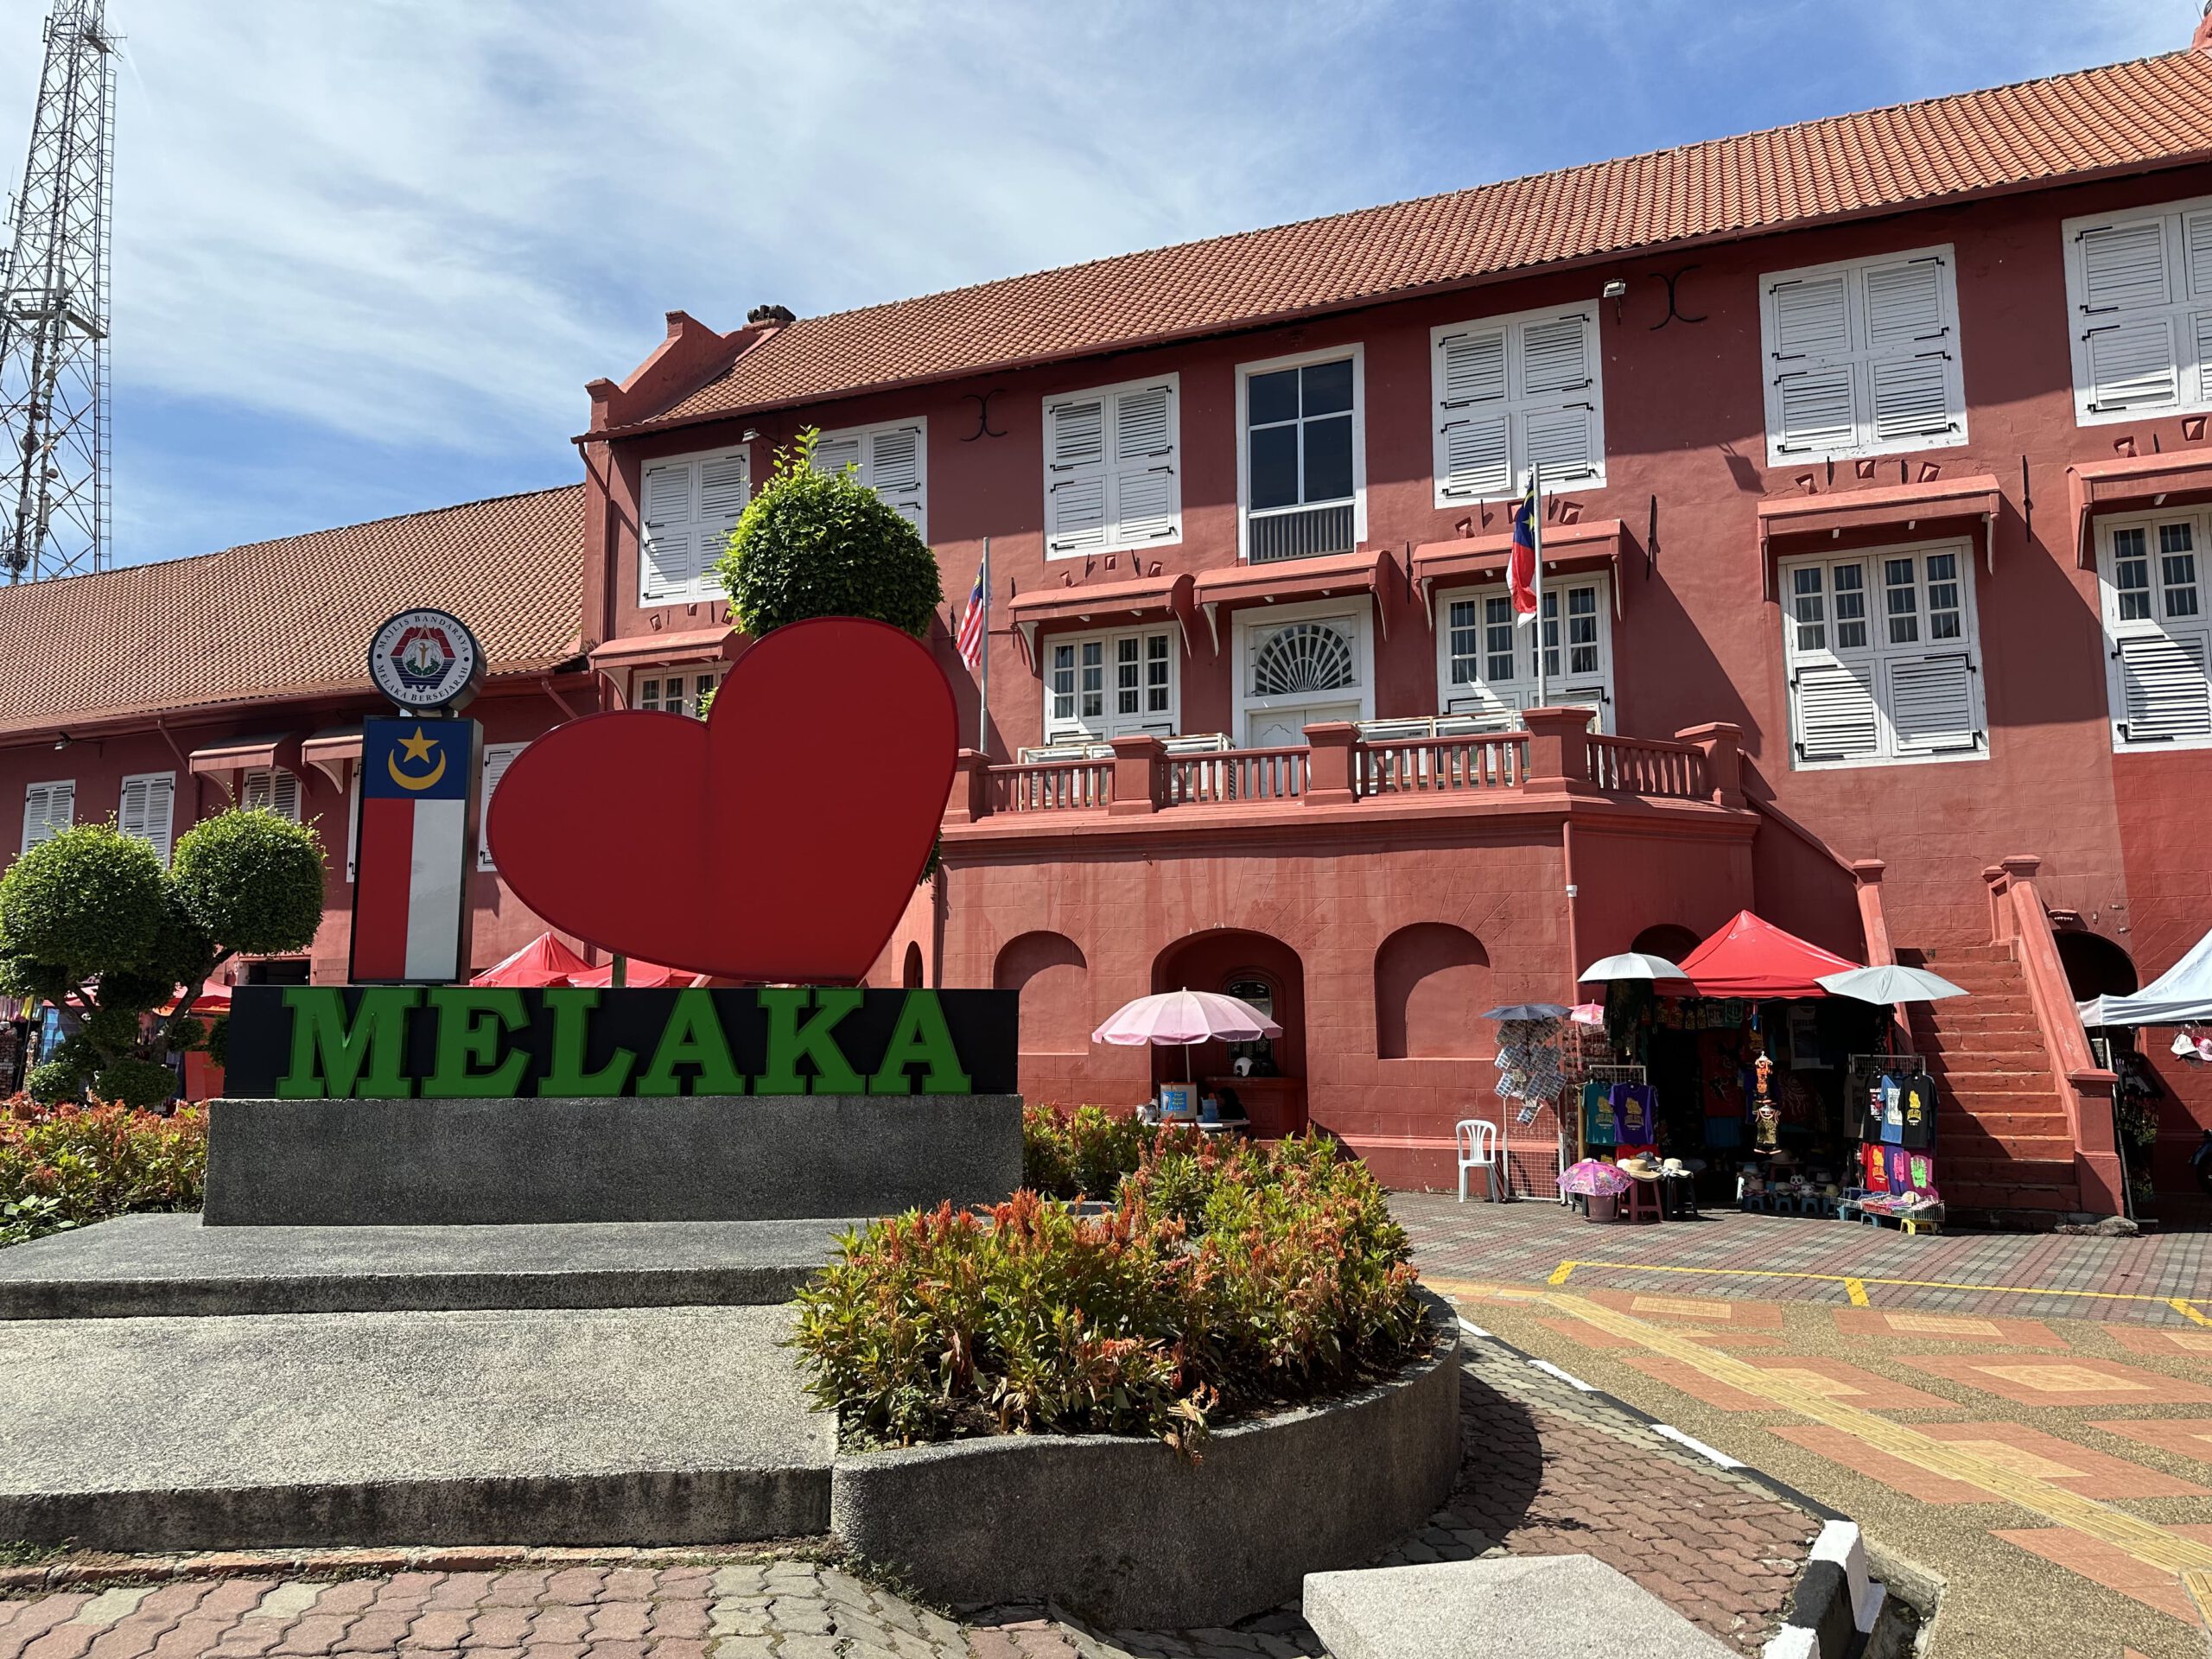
xmin=472 ymin=932 xmax=591 ymax=988
xmin=563 ymin=958 xmax=701 ymax=989
xmin=1675 ymin=911 xmax=1861 ymax=998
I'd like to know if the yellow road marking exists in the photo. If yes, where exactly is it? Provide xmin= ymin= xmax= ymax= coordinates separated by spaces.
xmin=1844 ymin=1277 xmax=1870 ymax=1307
xmin=1553 ymin=1258 xmax=2212 ymax=1319
xmin=2185 ymin=1568 xmax=2212 ymax=1628
xmin=1539 ymin=1291 xmax=2212 ymax=1584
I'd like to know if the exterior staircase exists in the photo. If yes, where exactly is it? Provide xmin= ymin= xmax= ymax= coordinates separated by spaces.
xmin=1906 ymin=943 xmax=2086 ymax=1217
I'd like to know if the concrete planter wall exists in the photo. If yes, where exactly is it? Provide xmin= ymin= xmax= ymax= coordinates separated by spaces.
xmin=828 ymin=1291 xmax=1460 ymax=1629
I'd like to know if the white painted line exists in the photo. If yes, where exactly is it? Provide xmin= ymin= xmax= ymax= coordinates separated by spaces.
xmin=1526 ymin=1357 xmax=1597 ymax=1392
xmin=1651 ymin=1422 xmax=1747 ymax=1470
xmin=1456 ymin=1318 xmax=1495 ymax=1340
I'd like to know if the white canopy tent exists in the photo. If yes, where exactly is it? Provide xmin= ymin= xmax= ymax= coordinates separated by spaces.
xmin=2077 ymin=925 xmax=2212 ymax=1028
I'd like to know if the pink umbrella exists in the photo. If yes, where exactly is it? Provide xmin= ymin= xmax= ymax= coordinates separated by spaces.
xmin=1092 ymin=989 xmax=1282 ymax=1084
xmin=1557 ymin=1158 xmax=1633 ymax=1198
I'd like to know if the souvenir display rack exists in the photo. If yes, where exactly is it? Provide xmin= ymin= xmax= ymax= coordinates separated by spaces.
xmin=1840 ymin=1050 xmax=1943 ymax=1230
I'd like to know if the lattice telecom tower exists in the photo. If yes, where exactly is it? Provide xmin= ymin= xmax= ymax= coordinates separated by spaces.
xmin=0 ymin=0 xmax=113 ymax=583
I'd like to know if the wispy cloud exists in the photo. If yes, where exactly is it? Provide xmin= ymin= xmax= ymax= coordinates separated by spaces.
xmin=0 ymin=0 xmax=2192 ymax=564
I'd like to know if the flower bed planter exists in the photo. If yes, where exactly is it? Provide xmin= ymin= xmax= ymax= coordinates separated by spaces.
xmin=826 ymin=1288 xmax=1460 ymax=1629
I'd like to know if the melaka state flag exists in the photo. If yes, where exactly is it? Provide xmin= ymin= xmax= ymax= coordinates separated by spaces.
xmin=1508 ymin=479 xmax=1541 ymax=623
xmin=352 ymin=716 xmax=480 ymax=982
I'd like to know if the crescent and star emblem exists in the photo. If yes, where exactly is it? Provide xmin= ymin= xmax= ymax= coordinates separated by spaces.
xmin=386 ymin=726 xmax=448 ymax=791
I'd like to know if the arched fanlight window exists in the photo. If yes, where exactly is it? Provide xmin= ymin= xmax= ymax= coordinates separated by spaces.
xmin=1250 ymin=620 xmax=1356 ymax=696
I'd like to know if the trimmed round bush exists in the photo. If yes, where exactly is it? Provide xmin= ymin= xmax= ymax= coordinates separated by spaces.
xmin=23 ymin=1062 xmax=80 ymax=1106
xmin=170 ymin=810 xmax=326 ymax=957
xmin=717 ymin=430 xmax=944 ymax=639
xmin=92 ymin=1058 xmax=177 ymax=1111
xmin=0 ymin=825 xmax=165 ymax=979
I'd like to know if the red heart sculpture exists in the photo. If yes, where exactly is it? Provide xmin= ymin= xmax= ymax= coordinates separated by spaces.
xmin=487 ymin=616 xmax=957 ymax=982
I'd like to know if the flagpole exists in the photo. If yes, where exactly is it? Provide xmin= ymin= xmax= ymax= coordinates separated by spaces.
xmin=1531 ymin=462 xmax=1547 ymax=706
xmin=976 ymin=537 xmax=990 ymax=755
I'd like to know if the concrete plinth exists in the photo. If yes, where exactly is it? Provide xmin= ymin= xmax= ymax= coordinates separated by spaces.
xmin=203 ymin=1093 xmax=1022 ymax=1225
xmin=0 ymin=1304 xmax=833 ymax=1551
xmin=1303 ymin=1557 xmax=1735 ymax=1658
xmin=0 ymin=1212 xmax=855 ymax=1319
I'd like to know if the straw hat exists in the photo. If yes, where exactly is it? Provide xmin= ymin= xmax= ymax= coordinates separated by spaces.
xmin=1618 ymin=1154 xmax=1662 ymax=1181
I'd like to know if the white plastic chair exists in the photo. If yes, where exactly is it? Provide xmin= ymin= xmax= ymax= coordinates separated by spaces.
xmin=1456 ymin=1117 xmax=1503 ymax=1203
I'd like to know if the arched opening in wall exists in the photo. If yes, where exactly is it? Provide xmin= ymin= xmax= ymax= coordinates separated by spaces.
xmin=1376 ymin=924 xmax=1492 ymax=1059
xmin=1631 ymin=924 xmax=1703 ymax=963
xmin=2056 ymin=930 xmax=2138 ymax=1004
xmin=993 ymin=931 xmax=1088 ymax=1055
xmin=901 ymin=941 xmax=925 ymax=989
xmin=1150 ymin=931 xmax=1308 ymax=1135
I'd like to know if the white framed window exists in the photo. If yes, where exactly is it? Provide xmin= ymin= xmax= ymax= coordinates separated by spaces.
xmin=1238 ymin=345 xmax=1364 ymax=563
xmin=346 ymin=769 xmax=360 ymax=884
xmin=1435 ymin=575 xmax=1614 ymax=731
xmin=1432 ymin=302 xmax=1605 ymax=504
xmin=639 ymin=443 xmax=751 ymax=606
xmin=1779 ymin=540 xmax=1986 ymax=769
xmin=633 ymin=666 xmax=723 ymax=719
xmin=239 ymin=766 xmax=302 ymax=822
xmin=478 ymin=741 xmax=528 ymax=872
xmin=811 ymin=418 xmax=927 ymax=538
xmin=21 ymin=780 xmax=73 ymax=853
xmin=2097 ymin=506 xmax=2212 ymax=747
xmin=1233 ymin=598 xmax=1375 ymax=747
xmin=117 ymin=772 xmax=176 ymax=862
xmin=2064 ymin=194 xmax=2212 ymax=425
xmin=1044 ymin=626 xmax=1179 ymax=743
xmin=1760 ymin=245 xmax=1967 ymax=464
xmin=1042 ymin=374 xmax=1181 ymax=557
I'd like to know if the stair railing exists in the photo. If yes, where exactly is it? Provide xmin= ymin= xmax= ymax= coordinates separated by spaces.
xmin=1984 ymin=856 xmax=2124 ymax=1217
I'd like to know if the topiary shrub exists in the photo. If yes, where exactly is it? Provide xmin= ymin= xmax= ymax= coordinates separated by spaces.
xmin=0 ymin=808 xmax=325 ymax=1103
xmin=716 ymin=429 xmax=944 ymax=639
xmin=791 ymin=1133 xmax=1427 ymax=1453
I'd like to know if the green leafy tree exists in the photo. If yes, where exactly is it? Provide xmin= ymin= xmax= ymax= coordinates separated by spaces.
xmin=715 ymin=428 xmax=944 ymax=640
xmin=0 ymin=811 xmax=326 ymax=1107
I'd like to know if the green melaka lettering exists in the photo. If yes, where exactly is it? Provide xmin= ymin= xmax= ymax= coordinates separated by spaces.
xmin=756 ymin=987 xmax=865 ymax=1094
xmin=868 ymin=989 xmax=973 ymax=1095
xmin=423 ymin=988 xmax=531 ymax=1096
xmin=636 ymin=988 xmax=747 ymax=1096
xmin=276 ymin=987 xmax=420 ymax=1098
xmin=540 ymin=988 xmax=634 ymax=1094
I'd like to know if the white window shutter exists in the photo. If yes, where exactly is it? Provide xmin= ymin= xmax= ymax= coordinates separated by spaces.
xmin=811 ymin=435 xmax=862 ymax=478
xmin=1775 ymin=367 xmax=1858 ymax=454
xmin=1792 ymin=660 xmax=1882 ymax=762
xmin=479 ymin=743 xmax=526 ymax=871
xmin=1863 ymin=257 xmax=1955 ymax=442
xmin=1862 ymin=259 xmax=1946 ymax=347
xmin=1869 ymin=355 xmax=1955 ymax=442
xmin=1886 ymin=652 xmax=1980 ymax=753
xmin=1773 ymin=276 xmax=1852 ymax=357
xmin=270 ymin=770 xmax=301 ymax=821
xmin=2085 ymin=318 xmax=2181 ymax=413
xmin=22 ymin=782 xmax=72 ymax=852
xmin=1045 ymin=397 xmax=1108 ymax=553
xmin=2081 ymin=220 xmax=2171 ymax=313
xmin=2187 ymin=210 xmax=2212 ymax=298
xmin=1520 ymin=315 xmax=1592 ymax=395
xmin=346 ymin=769 xmax=360 ymax=883
xmin=639 ymin=459 xmax=696 ymax=605
xmin=868 ymin=425 xmax=926 ymax=530
xmin=1439 ymin=329 xmax=1507 ymax=406
xmin=2196 ymin=312 xmax=2212 ymax=406
xmin=119 ymin=775 xmax=175 ymax=861
xmin=1110 ymin=385 xmax=1177 ymax=543
xmin=1440 ymin=415 xmax=1511 ymax=499
xmin=642 ymin=460 xmax=690 ymax=524
xmin=2115 ymin=632 xmax=2212 ymax=742
xmin=1524 ymin=404 xmax=1598 ymax=481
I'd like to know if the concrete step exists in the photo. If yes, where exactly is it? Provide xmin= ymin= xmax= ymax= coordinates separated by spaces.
xmin=0 ymin=1212 xmax=855 ymax=1320
xmin=0 ymin=1304 xmax=833 ymax=1552
xmin=1944 ymin=1091 xmax=2068 ymax=1116
xmin=1910 ymin=944 xmax=2015 ymax=963
xmin=1924 ymin=1068 xmax=2056 ymax=1093
xmin=1941 ymin=1109 xmax=2075 ymax=1137
xmin=1939 ymin=1133 xmax=2076 ymax=1161
xmin=1942 ymin=1155 xmax=2080 ymax=1185
xmin=1916 ymin=1030 xmax=2044 ymax=1054
xmin=1913 ymin=1012 xmax=2040 ymax=1034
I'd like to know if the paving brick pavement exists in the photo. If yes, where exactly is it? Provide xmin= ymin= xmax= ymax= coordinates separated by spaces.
xmin=1395 ymin=1190 xmax=2212 ymax=1325
xmin=0 ymin=1340 xmax=1824 ymax=1659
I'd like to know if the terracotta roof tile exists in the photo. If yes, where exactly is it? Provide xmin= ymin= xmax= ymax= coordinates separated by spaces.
xmin=644 ymin=51 xmax=2212 ymax=429
xmin=0 ymin=484 xmax=584 ymax=738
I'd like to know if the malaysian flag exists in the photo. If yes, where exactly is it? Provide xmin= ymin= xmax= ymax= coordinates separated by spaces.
xmin=956 ymin=561 xmax=987 ymax=672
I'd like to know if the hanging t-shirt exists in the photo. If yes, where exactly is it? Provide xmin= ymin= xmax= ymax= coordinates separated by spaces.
xmin=1611 ymin=1083 xmax=1656 ymax=1144
xmin=1900 ymin=1076 xmax=1936 ymax=1150
xmin=1860 ymin=1142 xmax=1889 ymax=1192
xmin=1583 ymin=1080 xmax=1615 ymax=1147
xmin=1878 ymin=1077 xmax=1906 ymax=1145
xmin=1907 ymin=1152 xmax=1935 ymax=1196
xmin=1884 ymin=1146 xmax=1915 ymax=1195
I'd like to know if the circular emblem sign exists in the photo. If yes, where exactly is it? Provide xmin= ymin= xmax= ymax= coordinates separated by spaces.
xmin=368 ymin=608 xmax=486 ymax=713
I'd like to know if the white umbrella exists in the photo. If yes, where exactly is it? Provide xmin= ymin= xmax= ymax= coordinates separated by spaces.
xmin=1579 ymin=951 xmax=1692 ymax=983
xmin=1815 ymin=964 xmax=1969 ymax=1004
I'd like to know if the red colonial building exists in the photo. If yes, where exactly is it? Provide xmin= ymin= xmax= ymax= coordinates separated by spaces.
xmin=12 ymin=38 xmax=2212 ymax=1219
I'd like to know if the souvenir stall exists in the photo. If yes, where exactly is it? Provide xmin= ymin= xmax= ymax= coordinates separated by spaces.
xmin=1568 ymin=913 xmax=1952 ymax=1224
xmin=1485 ymin=1002 xmax=1573 ymax=1198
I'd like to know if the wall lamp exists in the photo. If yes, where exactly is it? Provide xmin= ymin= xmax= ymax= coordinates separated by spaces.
xmin=1602 ymin=278 xmax=1628 ymax=322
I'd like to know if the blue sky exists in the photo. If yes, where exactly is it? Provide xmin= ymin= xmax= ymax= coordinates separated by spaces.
xmin=0 ymin=0 xmax=2197 ymax=568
